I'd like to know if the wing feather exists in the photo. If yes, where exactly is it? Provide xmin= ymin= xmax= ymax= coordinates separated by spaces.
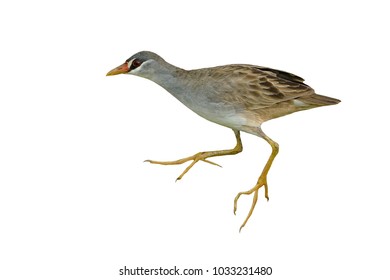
xmin=215 ymin=65 xmax=315 ymax=108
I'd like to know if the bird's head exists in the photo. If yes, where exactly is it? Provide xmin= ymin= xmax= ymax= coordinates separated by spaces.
xmin=106 ymin=51 xmax=167 ymax=79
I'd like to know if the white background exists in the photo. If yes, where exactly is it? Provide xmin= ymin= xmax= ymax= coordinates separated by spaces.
xmin=1 ymin=0 xmax=389 ymax=279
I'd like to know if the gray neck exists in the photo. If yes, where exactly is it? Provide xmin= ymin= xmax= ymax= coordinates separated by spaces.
xmin=141 ymin=60 xmax=189 ymax=97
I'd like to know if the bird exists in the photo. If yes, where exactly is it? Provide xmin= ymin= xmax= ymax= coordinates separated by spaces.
xmin=106 ymin=51 xmax=340 ymax=231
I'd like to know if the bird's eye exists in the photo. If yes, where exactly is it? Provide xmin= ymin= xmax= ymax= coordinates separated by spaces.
xmin=131 ymin=59 xmax=142 ymax=69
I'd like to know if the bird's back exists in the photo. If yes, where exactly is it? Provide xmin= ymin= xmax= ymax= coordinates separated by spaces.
xmin=183 ymin=64 xmax=340 ymax=125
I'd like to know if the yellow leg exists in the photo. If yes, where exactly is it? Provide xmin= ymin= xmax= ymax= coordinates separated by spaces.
xmin=145 ymin=129 xmax=243 ymax=181
xmin=234 ymin=135 xmax=279 ymax=231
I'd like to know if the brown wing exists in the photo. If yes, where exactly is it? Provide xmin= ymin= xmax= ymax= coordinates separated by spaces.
xmin=220 ymin=65 xmax=315 ymax=109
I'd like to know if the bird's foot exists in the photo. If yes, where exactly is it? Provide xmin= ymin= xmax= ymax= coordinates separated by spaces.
xmin=233 ymin=174 xmax=269 ymax=232
xmin=145 ymin=151 xmax=222 ymax=181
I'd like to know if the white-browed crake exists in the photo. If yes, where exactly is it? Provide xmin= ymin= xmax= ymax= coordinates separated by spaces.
xmin=107 ymin=51 xmax=340 ymax=231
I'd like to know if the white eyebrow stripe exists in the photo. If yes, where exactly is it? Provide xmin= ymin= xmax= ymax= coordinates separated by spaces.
xmin=127 ymin=58 xmax=134 ymax=69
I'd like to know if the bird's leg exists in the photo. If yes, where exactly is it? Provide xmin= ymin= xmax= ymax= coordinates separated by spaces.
xmin=234 ymin=135 xmax=279 ymax=231
xmin=145 ymin=129 xmax=243 ymax=181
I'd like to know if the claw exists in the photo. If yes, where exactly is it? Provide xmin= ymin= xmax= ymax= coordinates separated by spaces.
xmin=264 ymin=182 xmax=269 ymax=201
xmin=143 ymin=129 xmax=242 ymax=181
xmin=234 ymin=135 xmax=279 ymax=231
xmin=234 ymin=178 xmax=264 ymax=231
xmin=145 ymin=151 xmax=234 ymax=182
xmin=239 ymin=190 xmax=259 ymax=230
xmin=201 ymin=159 xmax=222 ymax=167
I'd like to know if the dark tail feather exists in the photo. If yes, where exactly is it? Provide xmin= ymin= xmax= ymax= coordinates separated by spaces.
xmin=299 ymin=94 xmax=341 ymax=106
